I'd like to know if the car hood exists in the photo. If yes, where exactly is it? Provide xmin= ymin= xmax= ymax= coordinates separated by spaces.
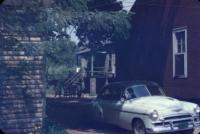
xmin=125 ymin=96 xmax=186 ymax=116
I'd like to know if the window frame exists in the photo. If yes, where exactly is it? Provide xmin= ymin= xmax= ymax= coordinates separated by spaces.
xmin=172 ymin=27 xmax=188 ymax=78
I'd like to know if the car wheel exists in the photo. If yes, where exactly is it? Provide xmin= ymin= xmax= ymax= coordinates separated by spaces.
xmin=133 ymin=119 xmax=146 ymax=134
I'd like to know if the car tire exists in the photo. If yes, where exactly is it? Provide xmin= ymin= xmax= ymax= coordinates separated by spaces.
xmin=133 ymin=119 xmax=146 ymax=134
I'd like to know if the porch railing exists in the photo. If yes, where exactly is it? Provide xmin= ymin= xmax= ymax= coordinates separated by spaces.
xmin=86 ymin=67 xmax=115 ymax=78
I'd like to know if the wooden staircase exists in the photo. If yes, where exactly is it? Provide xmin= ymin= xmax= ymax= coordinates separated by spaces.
xmin=63 ymin=72 xmax=83 ymax=98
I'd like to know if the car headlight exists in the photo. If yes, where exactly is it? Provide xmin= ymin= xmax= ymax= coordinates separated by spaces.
xmin=194 ymin=105 xmax=200 ymax=115
xmin=149 ymin=110 xmax=159 ymax=121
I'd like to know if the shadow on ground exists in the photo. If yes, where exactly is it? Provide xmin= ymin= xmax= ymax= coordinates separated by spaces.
xmin=46 ymin=98 xmax=132 ymax=134
xmin=46 ymin=98 xmax=195 ymax=134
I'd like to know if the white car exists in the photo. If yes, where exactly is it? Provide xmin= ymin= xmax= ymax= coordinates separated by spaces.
xmin=92 ymin=81 xmax=200 ymax=134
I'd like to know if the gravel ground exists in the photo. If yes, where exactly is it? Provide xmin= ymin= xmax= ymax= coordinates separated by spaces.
xmin=47 ymin=98 xmax=200 ymax=134
xmin=67 ymin=128 xmax=198 ymax=134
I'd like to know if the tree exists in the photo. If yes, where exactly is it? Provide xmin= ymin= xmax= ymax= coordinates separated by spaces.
xmin=53 ymin=0 xmax=88 ymax=11
xmin=40 ymin=0 xmax=88 ymax=40
xmin=77 ymin=11 xmax=131 ymax=50
xmin=88 ymin=0 xmax=123 ymax=11
xmin=75 ymin=0 xmax=132 ymax=79
xmin=0 ymin=0 xmax=80 ymax=95
xmin=43 ymin=39 xmax=77 ymax=78
xmin=0 ymin=0 xmax=43 ymax=37
xmin=0 ymin=0 xmax=88 ymax=39
xmin=75 ymin=0 xmax=131 ymax=50
xmin=0 ymin=0 xmax=132 ymax=95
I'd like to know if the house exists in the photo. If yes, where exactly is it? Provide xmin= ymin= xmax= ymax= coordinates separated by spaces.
xmin=116 ymin=0 xmax=200 ymax=100
xmin=76 ymin=45 xmax=116 ymax=95
xmin=0 ymin=0 xmax=46 ymax=133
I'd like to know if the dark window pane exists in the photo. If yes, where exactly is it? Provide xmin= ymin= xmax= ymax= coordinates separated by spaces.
xmin=178 ymin=43 xmax=182 ymax=53
xmin=124 ymin=88 xmax=136 ymax=100
xmin=98 ymin=86 xmax=111 ymax=99
xmin=132 ymin=85 xmax=150 ymax=97
xmin=98 ymin=85 xmax=122 ymax=100
xmin=147 ymin=85 xmax=163 ymax=96
xmin=175 ymin=54 xmax=185 ymax=76
xmin=176 ymin=31 xmax=185 ymax=53
xmin=110 ymin=86 xmax=121 ymax=100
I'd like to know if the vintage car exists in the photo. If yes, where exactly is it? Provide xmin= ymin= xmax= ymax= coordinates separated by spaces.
xmin=91 ymin=81 xmax=200 ymax=134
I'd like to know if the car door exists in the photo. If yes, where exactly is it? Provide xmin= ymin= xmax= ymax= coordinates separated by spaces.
xmin=100 ymin=86 xmax=116 ymax=123
xmin=117 ymin=87 xmax=137 ymax=128
xmin=95 ymin=85 xmax=113 ymax=123
xmin=107 ymin=85 xmax=124 ymax=125
xmin=97 ymin=85 xmax=122 ymax=124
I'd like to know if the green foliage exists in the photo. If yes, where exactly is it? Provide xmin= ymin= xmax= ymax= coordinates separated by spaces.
xmin=73 ymin=0 xmax=132 ymax=51
xmin=0 ymin=0 xmax=87 ymax=38
xmin=40 ymin=0 xmax=88 ymax=39
xmin=77 ymin=11 xmax=131 ymax=50
xmin=39 ymin=7 xmax=69 ymax=39
xmin=21 ymin=0 xmax=43 ymax=12
xmin=0 ymin=1 xmax=78 ymax=87
xmin=0 ymin=0 xmax=43 ymax=36
xmin=0 ymin=0 xmax=132 ymax=94
xmin=43 ymin=39 xmax=77 ymax=77
xmin=53 ymin=0 xmax=88 ymax=11
xmin=88 ymin=0 xmax=123 ymax=11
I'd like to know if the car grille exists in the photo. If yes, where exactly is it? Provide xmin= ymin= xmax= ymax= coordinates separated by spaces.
xmin=163 ymin=114 xmax=193 ymax=128
xmin=164 ymin=115 xmax=192 ymax=121
xmin=154 ymin=114 xmax=194 ymax=129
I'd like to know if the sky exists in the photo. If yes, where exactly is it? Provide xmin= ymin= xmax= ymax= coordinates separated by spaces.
xmin=120 ymin=0 xmax=136 ymax=12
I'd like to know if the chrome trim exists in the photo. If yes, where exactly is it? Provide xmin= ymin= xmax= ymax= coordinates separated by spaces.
xmin=146 ymin=127 xmax=194 ymax=134
xmin=148 ymin=114 xmax=199 ymax=133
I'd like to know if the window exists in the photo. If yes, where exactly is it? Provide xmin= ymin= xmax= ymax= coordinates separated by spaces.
xmin=98 ymin=86 xmax=111 ymax=100
xmin=123 ymin=84 xmax=164 ymax=99
xmin=124 ymin=88 xmax=136 ymax=100
xmin=146 ymin=84 xmax=164 ymax=96
xmin=98 ymin=85 xmax=122 ymax=100
xmin=132 ymin=85 xmax=150 ymax=97
xmin=172 ymin=27 xmax=188 ymax=78
xmin=124 ymin=85 xmax=150 ymax=99
xmin=109 ymin=86 xmax=122 ymax=100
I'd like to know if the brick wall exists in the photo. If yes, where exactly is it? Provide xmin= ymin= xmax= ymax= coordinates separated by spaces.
xmin=0 ymin=38 xmax=45 ymax=133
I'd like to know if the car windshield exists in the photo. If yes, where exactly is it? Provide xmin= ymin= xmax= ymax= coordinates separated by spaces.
xmin=147 ymin=84 xmax=164 ymax=96
xmin=125 ymin=84 xmax=164 ymax=99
